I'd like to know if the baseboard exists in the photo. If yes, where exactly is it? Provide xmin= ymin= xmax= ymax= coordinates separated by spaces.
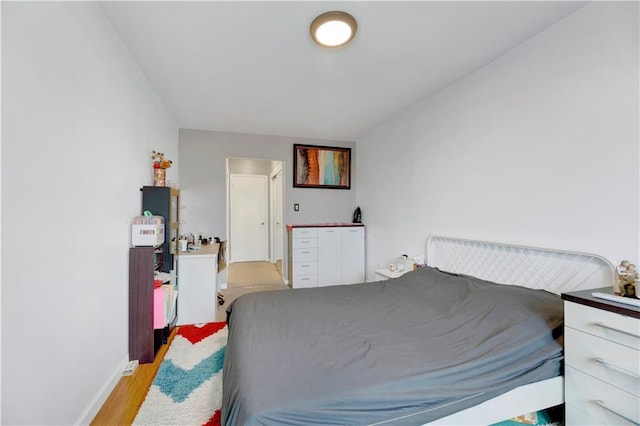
xmin=75 ymin=354 xmax=129 ymax=425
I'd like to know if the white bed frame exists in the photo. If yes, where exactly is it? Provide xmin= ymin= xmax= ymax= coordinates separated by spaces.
xmin=422 ymin=236 xmax=615 ymax=425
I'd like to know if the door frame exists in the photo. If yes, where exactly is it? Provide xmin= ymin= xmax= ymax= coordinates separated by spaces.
xmin=226 ymin=158 xmax=286 ymax=266
xmin=269 ymin=163 xmax=284 ymax=264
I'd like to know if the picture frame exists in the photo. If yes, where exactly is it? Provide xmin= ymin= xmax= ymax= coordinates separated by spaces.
xmin=293 ymin=144 xmax=351 ymax=189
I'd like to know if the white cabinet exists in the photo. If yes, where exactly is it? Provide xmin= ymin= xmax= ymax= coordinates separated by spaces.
xmin=562 ymin=290 xmax=639 ymax=426
xmin=289 ymin=227 xmax=318 ymax=288
xmin=177 ymin=250 xmax=218 ymax=325
xmin=289 ymin=225 xmax=365 ymax=288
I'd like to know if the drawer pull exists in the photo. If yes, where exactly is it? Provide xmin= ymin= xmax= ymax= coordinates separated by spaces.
xmin=593 ymin=400 xmax=639 ymax=425
xmin=594 ymin=322 xmax=640 ymax=338
xmin=595 ymin=357 xmax=640 ymax=379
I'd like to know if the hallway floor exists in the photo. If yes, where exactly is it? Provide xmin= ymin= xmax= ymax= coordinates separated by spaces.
xmin=215 ymin=261 xmax=289 ymax=322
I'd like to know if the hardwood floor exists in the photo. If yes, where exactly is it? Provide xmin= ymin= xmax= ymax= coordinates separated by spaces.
xmin=91 ymin=328 xmax=176 ymax=425
xmin=215 ymin=261 xmax=288 ymax=322
xmin=93 ymin=261 xmax=284 ymax=424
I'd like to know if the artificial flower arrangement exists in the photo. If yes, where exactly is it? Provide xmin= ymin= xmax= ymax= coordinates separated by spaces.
xmin=151 ymin=150 xmax=172 ymax=169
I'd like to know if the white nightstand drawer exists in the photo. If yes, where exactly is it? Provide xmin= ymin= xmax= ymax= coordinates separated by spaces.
xmin=293 ymin=248 xmax=317 ymax=262
xmin=292 ymin=228 xmax=317 ymax=238
xmin=565 ymin=327 xmax=640 ymax=396
xmin=293 ymin=275 xmax=317 ymax=288
xmin=566 ymin=366 xmax=639 ymax=425
xmin=292 ymin=238 xmax=317 ymax=249
xmin=566 ymin=402 xmax=604 ymax=425
xmin=565 ymin=301 xmax=640 ymax=350
xmin=293 ymin=262 xmax=317 ymax=275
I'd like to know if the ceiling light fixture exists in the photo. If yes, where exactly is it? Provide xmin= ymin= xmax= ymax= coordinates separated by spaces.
xmin=310 ymin=11 xmax=357 ymax=48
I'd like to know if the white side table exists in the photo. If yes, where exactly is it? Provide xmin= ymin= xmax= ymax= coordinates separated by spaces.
xmin=374 ymin=268 xmax=409 ymax=281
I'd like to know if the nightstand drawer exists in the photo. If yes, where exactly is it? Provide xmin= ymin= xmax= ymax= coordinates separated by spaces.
xmin=565 ymin=301 xmax=640 ymax=349
xmin=565 ymin=403 xmax=604 ymax=425
xmin=566 ymin=366 xmax=639 ymax=425
xmin=293 ymin=248 xmax=317 ymax=262
xmin=292 ymin=262 xmax=317 ymax=275
xmin=565 ymin=327 xmax=640 ymax=397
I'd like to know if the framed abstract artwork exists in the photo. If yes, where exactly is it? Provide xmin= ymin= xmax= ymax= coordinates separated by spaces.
xmin=293 ymin=144 xmax=351 ymax=189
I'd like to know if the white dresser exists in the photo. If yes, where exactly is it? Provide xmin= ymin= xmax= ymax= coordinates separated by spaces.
xmin=287 ymin=224 xmax=365 ymax=288
xmin=562 ymin=288 xmax=640 ymax=425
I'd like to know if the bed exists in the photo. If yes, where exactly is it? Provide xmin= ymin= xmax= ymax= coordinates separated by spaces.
xmin=222 ymin=236 xmax=614 ymax=425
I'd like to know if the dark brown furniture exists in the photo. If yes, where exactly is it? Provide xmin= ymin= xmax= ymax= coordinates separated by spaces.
xmin=128 ymin=246 xmax=158 ymax=364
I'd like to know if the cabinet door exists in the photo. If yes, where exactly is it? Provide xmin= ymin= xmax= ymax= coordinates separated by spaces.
xmin=341 ymin=227 xmax=365 ymax=284
xmin=318 ymin=228 xmax=342 ymax=286
xmin=177 ymin=256 xmax=217 ymax=325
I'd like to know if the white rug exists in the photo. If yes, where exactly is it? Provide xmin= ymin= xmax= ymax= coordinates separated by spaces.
xmin=133 ymin=322 xmax=227 ymax=426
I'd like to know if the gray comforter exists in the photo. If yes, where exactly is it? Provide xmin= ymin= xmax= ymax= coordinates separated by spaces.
xmin=222 ymin=266 xmax=563 ymax=425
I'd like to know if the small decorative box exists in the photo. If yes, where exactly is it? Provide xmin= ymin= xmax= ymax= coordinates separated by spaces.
xmin=131 ymin=215 xmax=165 ymax=247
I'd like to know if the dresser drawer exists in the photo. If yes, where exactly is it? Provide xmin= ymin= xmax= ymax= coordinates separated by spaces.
xmin=566 ymin=403 xmax=604 ymax=425
xmin=292 ymin=228 xmax=317 ymax=238
xmin=565 ymin=301 xmax=640 ymax=349
xmin=565 ymin=327 xmax=640 ymax=397
xmin=566 ymin=366 xmax=639 ymax=425
xmin=293 ymin=275 xmax=318 ymax=288
xmin=292 ymin=261 xmax=317 ymax=276
xmin=292 ymin=238 xmax=317 ymax=249
xmin=292 ymin=247 xmax=317 ymax=262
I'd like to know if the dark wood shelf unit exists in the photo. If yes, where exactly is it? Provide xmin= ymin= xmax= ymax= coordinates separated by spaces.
xmin=130 ymin=186 xmax=180 ymax=364
xmin=129 ymin=246 xmax=178 ymax=364
xmin=128 ymin=246 xmax=158 ymax=364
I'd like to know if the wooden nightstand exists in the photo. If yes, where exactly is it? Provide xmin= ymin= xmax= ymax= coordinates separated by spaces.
xmin=561 ymin=287 xmax=639 ymax=425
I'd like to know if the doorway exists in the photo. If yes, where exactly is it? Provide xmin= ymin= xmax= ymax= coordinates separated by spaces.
xmin=226 ymin=158 xmax=285 ymax=267
xmin=229 ymin=174 xmax=268 ymax=262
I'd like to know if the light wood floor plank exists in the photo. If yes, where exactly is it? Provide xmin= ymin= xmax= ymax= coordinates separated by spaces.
xmin=91 ymin=329 xmax=176 ymax=425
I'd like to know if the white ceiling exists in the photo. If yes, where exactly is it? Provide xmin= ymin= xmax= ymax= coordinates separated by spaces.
xmin=100 ymin=1 xmax=586 ymax=141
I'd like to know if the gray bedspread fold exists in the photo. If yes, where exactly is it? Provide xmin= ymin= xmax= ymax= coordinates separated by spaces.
xmin=222 ymin=266 xmax=563 ymax=425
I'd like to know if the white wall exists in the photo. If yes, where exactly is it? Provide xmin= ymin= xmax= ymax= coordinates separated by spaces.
xmin=179 ymin=129 xmax=357 ymax=278
xmin=357 ymin=2 xmax=639 ymax=279
xmin=1 ymin=3 xmax=178 ymax=424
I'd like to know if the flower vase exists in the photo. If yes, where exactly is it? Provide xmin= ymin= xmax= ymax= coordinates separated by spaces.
xmin=153 ymin=167 xmax=166 ymax=187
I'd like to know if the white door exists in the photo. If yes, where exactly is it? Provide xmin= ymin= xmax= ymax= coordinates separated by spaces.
xmin=230 ymin=174 xmax=268 ymax=262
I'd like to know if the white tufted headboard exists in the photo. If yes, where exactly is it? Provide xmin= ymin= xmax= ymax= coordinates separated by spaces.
xmin=426 ymin=236 xmax=615 ymax=295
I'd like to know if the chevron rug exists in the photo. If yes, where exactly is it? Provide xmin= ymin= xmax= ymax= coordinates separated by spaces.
xmin=133 ymin=322 xmax=227 ymax=426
